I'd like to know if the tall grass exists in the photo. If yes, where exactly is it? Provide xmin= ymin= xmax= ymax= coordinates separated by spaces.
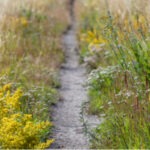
xmin=79 ymin=0 xmax=150 ymax=148
xmin=0 ymin=0 xmax=68 ymax=148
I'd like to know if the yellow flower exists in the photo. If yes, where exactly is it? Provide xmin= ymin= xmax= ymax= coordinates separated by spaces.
xmin=6 ymin=88 xmax=22 ymax=110
xmin=87 ymin=31 xmax=95 ymax=38
xmin=0 ymin=84 xmax=54 ymax=149
xmin=23 ymin=114 xmax=32 ymax=121
xmin=34 ymin=139 xmax=55 ymax=149
xmin=85 ymin=30 xmax=96 ymax=42
xmin=20 ymin=17 xmax=28 ymax=27
xmin=3 ymin=83 xmax=12 ymax=91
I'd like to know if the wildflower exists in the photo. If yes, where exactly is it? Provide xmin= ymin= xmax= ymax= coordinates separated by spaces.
xmin=0 ymin=84 xmax=54 ymax=149
xmin=34 ymin=139 xmax=55 ymax=149
xmin=20 ymin=17 xmax=28 ymax=27
xmin=3 ymin=83 xmax=12 ymax=91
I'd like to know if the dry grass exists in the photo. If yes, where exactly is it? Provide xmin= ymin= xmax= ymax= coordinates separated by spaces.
xmin=76 ymin=0 xmax=150 ymax=20
xmin=0 ymin=1 xmax=69 ymax=148
xmin=0 ymin=0 xmax=68 ymax=86
xmin=78 ymin=0 xmax=150 ymax=148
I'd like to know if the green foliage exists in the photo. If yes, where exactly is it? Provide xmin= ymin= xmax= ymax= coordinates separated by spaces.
xmin=92 ymin=114 xmax=150 ymax=149
xmin=79 ymin=0 xmax=150 ymax=148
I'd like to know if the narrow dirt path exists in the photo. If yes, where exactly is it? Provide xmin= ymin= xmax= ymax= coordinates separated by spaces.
xmin=51 ymin=1 xmax=100 ymax=149
xmin=51 ymin=28 xmax=89 ymax=148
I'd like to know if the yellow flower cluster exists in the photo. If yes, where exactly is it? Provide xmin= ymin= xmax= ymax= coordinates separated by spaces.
xmin=11 ymin=16 xmax=29 ymax=28
xmin=80 ymin=30 xmax=106 ymax=50
xmin=0 ymin=83 xmax=54 ymax=149
xmin=80 ymin=30 xmax=106 ymax=54
xmin=20 ymin=17 xmax=28 ymax=27
xmin=82 ymin=31 xmax=106 ymax=44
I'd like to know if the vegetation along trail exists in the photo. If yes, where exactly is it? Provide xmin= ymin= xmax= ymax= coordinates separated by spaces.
xmin=51 ymin=0 xmax=100 ymax=148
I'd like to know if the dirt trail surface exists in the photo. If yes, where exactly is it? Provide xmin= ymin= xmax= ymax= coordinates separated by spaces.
xmin=51 ymin=1 xmax=100 ymax=149
xmin=51 ymin=28 xmax=88 ymax=149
